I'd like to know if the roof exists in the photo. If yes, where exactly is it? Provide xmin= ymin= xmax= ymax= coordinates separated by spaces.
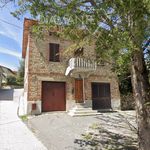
xmin=0 ymin=65 xmax=15 ymax=76
xmin=22 ymin=18 xmax=38 ymax=58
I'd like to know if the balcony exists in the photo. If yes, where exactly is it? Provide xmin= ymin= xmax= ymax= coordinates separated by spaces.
xmin=65 ymin=57 xmax=97 ymax=76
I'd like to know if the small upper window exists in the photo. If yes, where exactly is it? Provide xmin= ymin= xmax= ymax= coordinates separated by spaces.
xmin=96 ymin=54 xmax=105 ymax=66
xmin=49 ymin=43 xmax=60 ymax=62
xmin=74 ymin=47 xmax=84 ymax=57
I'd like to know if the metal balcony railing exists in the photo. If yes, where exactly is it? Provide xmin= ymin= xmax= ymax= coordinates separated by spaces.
xmin=65 ymin=57 xmax=97 ymax=76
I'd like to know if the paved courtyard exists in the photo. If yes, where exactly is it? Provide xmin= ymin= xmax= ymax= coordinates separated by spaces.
xmin=0 ymin=89 xmax=47 ymax=150
xmin=27 ymin=111 xmax=138 ymax=150
xmin=0 ymin=89 xmax=138 ymax=150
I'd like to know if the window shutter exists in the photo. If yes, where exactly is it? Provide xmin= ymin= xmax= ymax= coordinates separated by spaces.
xmin=55 ymin=44 xmax=60 ymax=62
xmin=49 ymin=44 xmax=54 ymax=61
xmin=49 ymin=43 xmax=60 ymax=62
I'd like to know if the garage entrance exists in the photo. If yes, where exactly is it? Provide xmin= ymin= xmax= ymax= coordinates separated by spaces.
xmin=92 ymin=83 xmax=111 ymax=110
xmin=42 ymin=81 xmax=66 ymax=112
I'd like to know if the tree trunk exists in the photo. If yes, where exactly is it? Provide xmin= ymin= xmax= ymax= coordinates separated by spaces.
xmin=131 ymin=50 xmax=150 ymax=150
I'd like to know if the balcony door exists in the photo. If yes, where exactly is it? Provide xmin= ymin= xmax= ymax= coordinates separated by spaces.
xmin=75 ymin=79 xmax=84 ymax=103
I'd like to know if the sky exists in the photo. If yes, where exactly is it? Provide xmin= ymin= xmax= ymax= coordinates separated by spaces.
xmin=0 ymin=2 xmax=25 ymax=71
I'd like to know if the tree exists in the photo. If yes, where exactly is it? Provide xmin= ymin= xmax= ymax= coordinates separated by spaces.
xmin=13 ymin=1 xmax=150 ymax=149
xmin=6 ymin=60 xmax=24 ymax=86
xmin=7 ymin=75 xmax=17 ymax=85
xmin=16 ymin=59 xmax=24 ymax=86
xmin=144 ymin=38 xmax=150 ymax=80
xmin=0 ymin=0 xmax=14 ymax=8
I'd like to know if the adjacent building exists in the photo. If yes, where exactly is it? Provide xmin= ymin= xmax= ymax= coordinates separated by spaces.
xmin=0 ymin=65 xmax=15 ymax=88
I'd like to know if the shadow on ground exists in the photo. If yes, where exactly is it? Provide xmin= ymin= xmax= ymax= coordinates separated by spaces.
xmin=74 ymin=127 xmax=137 ymax=150
xmin=74 ymin=112 xmax=137 ymax=150
xmin=0 ymin=89 xmax=14 ymax=100
xmin=94 ymin=113 xmax=137 ymax=132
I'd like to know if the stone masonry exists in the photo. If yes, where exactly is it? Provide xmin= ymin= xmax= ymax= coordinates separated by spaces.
xmin=23 ymin=28 xmax=120 ymax=115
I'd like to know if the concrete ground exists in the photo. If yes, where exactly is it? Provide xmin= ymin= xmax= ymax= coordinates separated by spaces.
xmin=27 ymin=111 xmax=138 ymax=150
xmin=0 ymin=89 xmax=47 ymax=150
xmin=0 ymin=89 xmax=137 ymax=150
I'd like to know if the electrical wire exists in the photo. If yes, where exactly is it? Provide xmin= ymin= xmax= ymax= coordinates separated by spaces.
xmin=0 ymin=18 xmax=22 ymax=29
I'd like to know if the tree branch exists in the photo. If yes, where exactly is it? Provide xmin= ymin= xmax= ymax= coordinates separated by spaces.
xmin=0 ymin=0 xmax=14 ymax=8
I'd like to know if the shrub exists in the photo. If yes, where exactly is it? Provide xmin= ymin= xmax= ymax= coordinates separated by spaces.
xmin=121 ymin=93 xmax=135 ymax=110
xmin=7 ymin=75 xmax=17 ymax=85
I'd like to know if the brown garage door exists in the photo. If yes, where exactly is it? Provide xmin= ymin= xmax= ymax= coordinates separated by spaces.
xmin=42 ymin=81 xmax=66 ymax=112
xmin=92 ymin=83 xmax=111 ymax=110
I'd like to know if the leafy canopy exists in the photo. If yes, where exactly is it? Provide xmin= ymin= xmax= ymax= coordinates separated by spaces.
xmin=12 ymin=0 xmax=150 ymax=75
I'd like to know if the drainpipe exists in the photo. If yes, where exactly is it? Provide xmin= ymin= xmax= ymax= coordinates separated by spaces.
xmin=0 ymin=73 xmax=2 ymax=87
xmin=83 ymin=76 xmax=85 ymax=103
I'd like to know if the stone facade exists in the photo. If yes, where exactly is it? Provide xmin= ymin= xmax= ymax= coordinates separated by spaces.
xmin=23 ymin=31 xmax=120 ymax=115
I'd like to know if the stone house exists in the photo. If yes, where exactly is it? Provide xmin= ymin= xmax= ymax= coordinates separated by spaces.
xmin=22 ymin=18 xmax=120 ymax=115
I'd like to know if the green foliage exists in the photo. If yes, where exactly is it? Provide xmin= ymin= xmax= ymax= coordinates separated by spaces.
xmin=12 ymin=1 xmax=150 ymax=60
xmin=11 ymin=1 xmax=150 ymax=149
xmin=145 ymin=50 xmax=150 ymax=80
xmin=6 ymin=59 xmax=25 ymax=86
xmin=6 ymin=60 xmax=24 ymax=86
xmin=11 ymin=0 xmax=150 ymax=97
xmin=82 ymin=133 xmax=93 ymax=140
xmin=11 ymin=0 xmax=150 ymax=93
xmin=20 ymin=115 xmax=28 ymax=121
xmin=16 ymin=59 xmax=24 ymax=86
xmin=119 ymin=76 xmax=132 ymax=95
xmin=7 ymin=75 xmax=17 ymax=85
xmin=121 ymin=93 xmax=135 ymax=110
xmin=89 ymin=123 xmax=100 ymax=130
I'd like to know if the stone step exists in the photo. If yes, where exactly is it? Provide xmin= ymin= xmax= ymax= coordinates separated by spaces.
xmin=69 ymin=109 xmax=98 ymax=114
xmin=68 ymin=111 xmax=100 ymax=117
xmin=68 ymin=106 xmax=100 ymax=116
xmin=72 ymin=107 xmax=94 ymax=111
xmin=97 ymin=109 xmax=113 ymax=112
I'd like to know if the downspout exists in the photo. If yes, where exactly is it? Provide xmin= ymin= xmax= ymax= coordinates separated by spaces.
xmin=0 ymin=73 xmax=2 ymax=87
xmin=83 ymin=76 xmax=85 ymax=103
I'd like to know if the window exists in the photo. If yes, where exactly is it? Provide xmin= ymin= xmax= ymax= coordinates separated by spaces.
xmin=49 ymin=43 xmax=60 ymax=62
xmin=96 ymin=54 xmax=105 ymax=66
xmin=74 ymin=47 xmax=84 ymax=57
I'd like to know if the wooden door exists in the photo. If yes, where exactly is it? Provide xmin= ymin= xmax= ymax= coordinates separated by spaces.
xmin=42 ymin=81 xmax=66 ymax=112
xmin=75 ymin=79 xmax=83 ymax=103
xmin=92 ymin=83 xmax=111 ymax=109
